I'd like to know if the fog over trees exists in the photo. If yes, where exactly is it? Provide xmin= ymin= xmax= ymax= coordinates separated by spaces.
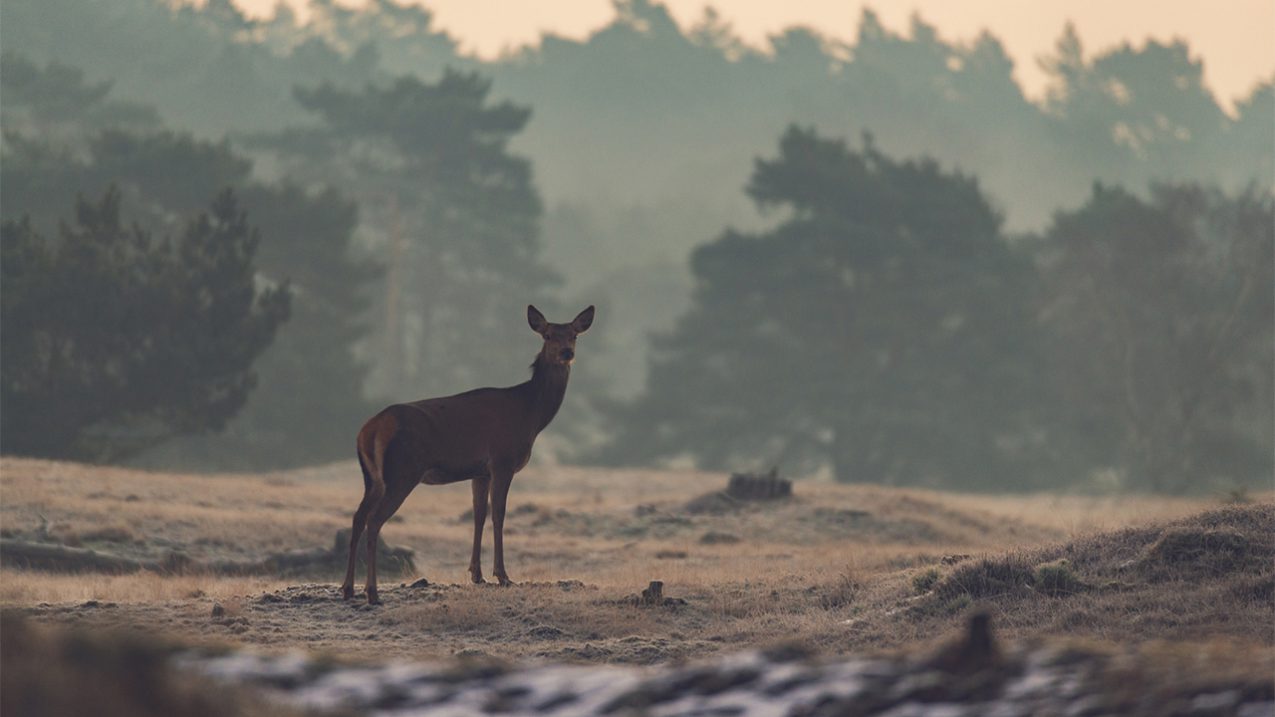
xmin=1 ymin=0 xmax=1270 ymax=491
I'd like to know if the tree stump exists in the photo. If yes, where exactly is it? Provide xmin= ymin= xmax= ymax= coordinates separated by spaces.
xmin=725 ymin=468 xmax=792 ymax=501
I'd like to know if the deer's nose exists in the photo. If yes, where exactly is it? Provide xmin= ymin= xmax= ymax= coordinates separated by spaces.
xmin=560 ymin=348 xmax=575 ymax=361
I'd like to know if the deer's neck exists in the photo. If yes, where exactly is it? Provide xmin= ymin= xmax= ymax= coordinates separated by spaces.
xmin=525 ymin=352 xmax=570 ymax=434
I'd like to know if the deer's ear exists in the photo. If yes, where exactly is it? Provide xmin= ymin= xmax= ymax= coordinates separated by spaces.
xmin=527 ymin=305 xmax=549 ymax=334
xmin=571 ymin=305 xmax=595 ymax=334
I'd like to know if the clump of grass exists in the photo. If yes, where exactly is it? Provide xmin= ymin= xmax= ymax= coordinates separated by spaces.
xmin=1034 ymin=559 xmax=1085 ymax=597
xmin=1227 ymin=574 xmax=1274 ymax=603
xmin=912 ymin=568 xmax=941 ymax=595
xmin=1141 ymin=528 xmax=1253 ymax=579
xmin=934 ymin=554 xmax=1036 ymax=601
xmin=817 ymin=572 xmax=861 ymax=610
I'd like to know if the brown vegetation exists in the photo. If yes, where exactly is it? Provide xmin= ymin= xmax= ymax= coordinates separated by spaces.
xmin=0 ymin=613 xmax=295 ymax=717
xmin=1 ymin=456 xmax=1270 ymax=675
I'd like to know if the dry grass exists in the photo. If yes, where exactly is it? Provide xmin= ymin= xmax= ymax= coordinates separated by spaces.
xmin=2 ymin=456 xmax=1267 ymax=669
xmin=0 ymin=570 xmax=287 ymax=604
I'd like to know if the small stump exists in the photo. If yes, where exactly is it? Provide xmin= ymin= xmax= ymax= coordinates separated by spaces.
xmin=684 ymin=468 xmax=793 ymax=514
xmin=725 ymin=468 xmax=792 ymax=501
xmin=625 ymin=580 xmax=687 ymax=608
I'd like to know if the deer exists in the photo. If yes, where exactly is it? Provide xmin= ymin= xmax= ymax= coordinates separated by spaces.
xmin=341 ymin=305 xmax=594 ymax=604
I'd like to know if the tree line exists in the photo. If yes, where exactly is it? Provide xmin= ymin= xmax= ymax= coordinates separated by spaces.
xmin=596 ymin=127 xmax=1272 ymax=492
xmin=0 ymin=0 xmax=1270 ymax=492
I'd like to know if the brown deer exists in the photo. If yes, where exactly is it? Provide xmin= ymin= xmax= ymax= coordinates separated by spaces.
xmin=341 ymin=305 xmax=594 ymax=604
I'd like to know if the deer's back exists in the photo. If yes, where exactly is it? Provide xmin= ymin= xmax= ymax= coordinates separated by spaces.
xmin=362 ymin=385 xmax=535 ymax=473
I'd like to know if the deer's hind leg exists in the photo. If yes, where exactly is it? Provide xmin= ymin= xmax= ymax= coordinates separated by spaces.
xmin=341 ymin=455 xmax=382 ymax=601
xmin=363 ymin=446 xmax=420 ymax=605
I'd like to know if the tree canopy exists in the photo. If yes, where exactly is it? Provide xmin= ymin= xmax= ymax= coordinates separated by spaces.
xmin=1 ymin=189 xmax=289 ymax=460
xmin=596 ymin=127 xmax=1046 ymax=488
xmin=253 ymin=69 xmax=557 ymax=400
xmin=1038 ymin=182 xmax=1274 ymax=491
xmin=1 ymin=52 xmax=376 ymax=468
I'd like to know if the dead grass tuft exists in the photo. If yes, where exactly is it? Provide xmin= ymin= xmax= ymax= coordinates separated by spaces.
xmin=935 ymin=554 xmax=1037 ymax=601
xmin=1142 ymin=528 xmax=1252 ymax=576
xmin=1033 ymin=559 xmax=1086 ymax=597
xmin=911 ymin=568 xmax=942 ymax=595
xmin=816 ymin=572 xmax=862 ymax=610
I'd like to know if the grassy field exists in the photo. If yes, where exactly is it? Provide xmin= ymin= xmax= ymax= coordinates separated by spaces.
xmin=1 ymin=456 xmax=1270 ymax=677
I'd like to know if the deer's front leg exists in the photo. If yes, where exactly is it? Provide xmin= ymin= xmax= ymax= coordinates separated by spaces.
xmin=490 ymin=470 xmax=515 ymax=586
xmin=469 ymin=475 xmax=491 ymax=584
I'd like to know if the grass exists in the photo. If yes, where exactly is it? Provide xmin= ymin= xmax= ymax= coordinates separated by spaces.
xmin=0 ymin=571 xmax=287 ymax=604
xmin=1 ymin=456 xmax=1270 ymax=668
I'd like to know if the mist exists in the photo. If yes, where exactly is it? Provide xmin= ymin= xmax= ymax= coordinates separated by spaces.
xmin=2 ymin=0 xmax=1271 ymax=493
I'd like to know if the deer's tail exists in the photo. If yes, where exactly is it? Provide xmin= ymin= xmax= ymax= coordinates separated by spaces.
xmin=356 ymin=415 xmax=390 ymax=505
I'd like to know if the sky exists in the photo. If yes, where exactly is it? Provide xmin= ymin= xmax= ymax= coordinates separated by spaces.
xmin=232 ymin=0 xmax=1274 ymax=109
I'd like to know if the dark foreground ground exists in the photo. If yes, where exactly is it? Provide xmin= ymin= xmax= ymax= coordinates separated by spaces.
xmin=5 ymin=608 xmax=1273 ymax=717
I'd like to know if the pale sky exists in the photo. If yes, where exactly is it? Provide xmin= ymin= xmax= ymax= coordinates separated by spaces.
xmin=233 ymin=0 xmax=1275 ymax=109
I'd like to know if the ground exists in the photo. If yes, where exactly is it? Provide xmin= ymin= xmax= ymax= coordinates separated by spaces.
xmin=1 ymin=456 xmax=1271 ymax=680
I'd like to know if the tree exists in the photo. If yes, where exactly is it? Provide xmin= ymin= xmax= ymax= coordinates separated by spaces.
xmin=155 ymin=182 xmax=380 ymax=468
xmin=1 ymin=54 xmax=377 ymax=469
xmin=1 ymin=188 xmax=290 ymax=461
xmin=597 ymin=127 xmax=1047 ymax=488
xmin=254 ymin=69 xmax=557 ymax=401
xmin=1038 ymin=27 xmax=1246 ymax=190
xmin=1038 ymin=183 xmax=1274 ymax=491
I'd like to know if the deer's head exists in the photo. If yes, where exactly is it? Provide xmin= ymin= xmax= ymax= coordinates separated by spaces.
xmin=528 ymin=305 xmax=594 ymax=366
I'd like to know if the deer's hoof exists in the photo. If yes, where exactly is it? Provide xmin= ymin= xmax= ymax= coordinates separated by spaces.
xmin=496 ymin=575 xmax=514 ymax=587
xmin=366 ymin=591 xmax=381 ymax=606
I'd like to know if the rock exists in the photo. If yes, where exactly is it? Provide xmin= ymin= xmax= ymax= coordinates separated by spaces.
xmin=332 ymin=528 xmax=416 ymax=577
xmin=210 ymin=603 xmax=225 ymax=618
